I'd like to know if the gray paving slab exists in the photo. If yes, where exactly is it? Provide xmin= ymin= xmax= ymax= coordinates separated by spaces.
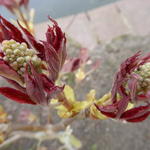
xmin=118 ymin=0 xmax=150 ymax=35
xmin=36 ymin=0 xmax=150 ymax=48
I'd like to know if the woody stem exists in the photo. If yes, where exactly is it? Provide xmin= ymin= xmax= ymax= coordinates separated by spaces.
xmin=57 ymin=92 xmax=73 ymax=111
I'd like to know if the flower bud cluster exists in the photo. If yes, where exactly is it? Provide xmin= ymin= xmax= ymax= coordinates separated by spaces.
xmin=134 ymin=62 xmax=150 ymax=90
xmin=1 ymin=39 xmax=42 ymax=75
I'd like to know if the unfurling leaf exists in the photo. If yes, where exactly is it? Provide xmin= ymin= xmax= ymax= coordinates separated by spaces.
xmin=90 ymin=105 xmax=107 ymax=120
xmin=64 ymin=85 xmax=75 ymax=102
xmin=75 ymin=69 xmax=86 ymax=81
xmin=0 ymin=105 xmax=8 ymax=123
xmin=58 ymin=126 xmax=82 ymax=149
xmin=0 ymin=132 xmax=5 ymax=144
xmin=55 ymin=86 xmax=108 ymax=120
xmin=70 ymin=135 xmax=82 ymax=149
xmin=86 ymin=89 xmax=96 ymax=102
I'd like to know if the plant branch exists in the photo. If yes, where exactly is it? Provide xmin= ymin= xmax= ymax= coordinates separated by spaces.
xmin=0 ymin=134 xmax=21 ymax=149
xmin=52 ymin=117 xmax=76 ymax=132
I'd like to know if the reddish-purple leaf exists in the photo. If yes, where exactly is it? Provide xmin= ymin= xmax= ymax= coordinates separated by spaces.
xmin=41 ymin=74 xmax=64 ymax=99
xmin=44 ymin=41 xmax=60 ymax=81
xmin=0 ymin=16 xmax=27 ymax=43
xmin=5 ymin=78 xmax=26 ymax=93
xmin=0 ymin=59 xmax=24 ymax=85
xmin=116 ymin=96 xmax=130 ymax=118
xmin=25 ymin=64 xmax=47 ymax=105
xmin=121 ymin=105 xmax=150 ymax=119
xmin=0 ymin=19 xmax=12 ymax=40
xmin=46 ymin=17 xmax=67 ymax=71
xmin=125 ymin=112 xmax=150 ymax=122
xmin=0 ymin=0 xmax=16 ymax=12
xmin=127 ymin=74 xmax=139 ymax=101
xmin=18 ymin=21 xmax=45 ymax=59
xmin=0 ymin=87 xmax=35 ymax=104
xmin=47 ymin=17 xmax=65 ymax=51
xmin=95 ymin=105 xmax=116 ymax=118
xmin=19 ymin=0 xmax=29 ymax=8
xmin=62 ymin=58 xmax=81 ymax=73
xmin=111 ymin=51 xmax=141 ymax=103
xmin=95 ymin=104 xmax=117 ymax=113
xmin=0 ymin=27 xmax=4 ymax=42
xmin=40 ymin=74 xmax=55 ymax=92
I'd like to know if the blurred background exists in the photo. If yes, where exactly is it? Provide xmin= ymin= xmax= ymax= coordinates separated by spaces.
xmin=0 ymin=0 xmax=150 ymax=150
xmin=1 ymin=0 xmax=119 ymax=22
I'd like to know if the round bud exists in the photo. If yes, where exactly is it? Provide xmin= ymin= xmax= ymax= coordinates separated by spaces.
xmin=11 ymin=54 xmax=15 ymax=58
xmin=20 ymin=67 xmax=25 ymax=72
xmin=36 ymin=58 xmax=41 ymax=65
xmin=11 ymin=44 xmax=18 ymax=49
xmin=19 ymin=45 xmax=26 ymax=51
xmin=9 ymin=58 xmax=13 ymax=62
xmin=25 ymin=56 xmax=31 ymax=62
xmin=1 ymin=40 xmax=43 ymax=75
xmin=5 ymin=49 xmax=12 ymax=55
xmin=14 ymin=49 xmax=21 ymax=56
xmin=10 ymin=62 xmax=18 ymax=70
xmin=26 ymin=49 xmax=35 ymax=56
xmin=21 ymin=42 xmax=27 ymax=49
xmin=17 ymin=57 xmax=24 ymax=63
xmin=2 ymin=40 xmax=8 ymax=46
xmin=9 ymin=39 xmax=15 ymax=44
xmin=17 ymin=70 xmax=22 ymax=75
xmin=23 ymin=62 xmax=27 ymax=67
xmin=3 ymin=56 xmax=8 ymax=61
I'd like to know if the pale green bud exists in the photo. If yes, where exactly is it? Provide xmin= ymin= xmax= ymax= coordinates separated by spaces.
xmin=14 ymin=49 xmax=21 ymax=56
xmin=20 ymin=67 xmax=25 ymax=72
xmin=10 ymin=62 xmax=18 ymax=70
xmin=9 ymin=39 xmax=15 ymax=44
xmin=17 ymin=57 xmax=25 ymax=63
xmin=11 ymin=44 xmax=18 ymax=49
xmin=3 ymin=56 xmax=8 ymax=61
xmin=25 ymin=56 xmax=31 ymax=62
xmin=1 ymin=40 xmax=43 ymax=74
xmin=23 ymin=62 xmax=27 ymax=67
xmin=5 ymin=49 xmax=12 ymax=55
xmin=19 ymin=45 xmax=26 ymax=51
xmin=11 ymin=54 xmax=15 ymax=58
xmin=2 ymin=40 xmax=8 ymax=46
xmin=9 ymin=58 xmax=13 ymax=62
xmin=21 ymin=42 xmax=27 ymax=49
xmin=26 ymin=49 xmax=35 ymax=56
